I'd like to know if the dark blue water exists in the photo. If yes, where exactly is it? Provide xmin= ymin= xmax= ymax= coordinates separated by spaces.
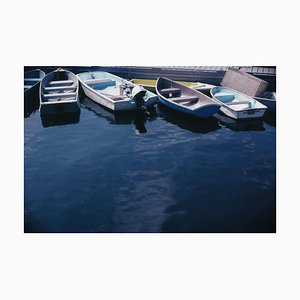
xmin=24 ymin=94 xmax=276 ymax=233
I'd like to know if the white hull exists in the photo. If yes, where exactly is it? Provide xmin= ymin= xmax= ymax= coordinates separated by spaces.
xmin=81 ymin=84 xmax=115 ymax=110
xmin=220 ymin=106 xmax=266 ymax=120
xmin=40 ymin=100 xmax=80 ymax=115
xmin=78 ymin=72 xmax=157 ymax=112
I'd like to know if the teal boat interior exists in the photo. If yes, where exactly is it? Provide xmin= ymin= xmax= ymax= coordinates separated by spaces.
xmin=78 ymin=72 xmax=133 ymax=99
xmin=211 ymin=86 xmax=264 ymax=109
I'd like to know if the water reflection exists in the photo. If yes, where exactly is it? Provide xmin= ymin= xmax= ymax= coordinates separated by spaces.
xmin=24 ymin=91 xmax=39 ymax=118
xmin=40 ymin=111 xmax=81 ymax=127
xmin=157 ymin=103 xmax=220 ymax=133
xmin=215 ymin=112 xmax=265 ymax=131
xmin=82 ymin=97 xmax=157 ymax=134
xmin=263 ymin=111 xmax=276 ymax=127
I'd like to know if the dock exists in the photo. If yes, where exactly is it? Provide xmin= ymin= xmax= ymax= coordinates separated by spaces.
xmin=26 ymin=66 xmax=276 ymax=91
xmin=93 ymin=66 xmax=276 ymax=91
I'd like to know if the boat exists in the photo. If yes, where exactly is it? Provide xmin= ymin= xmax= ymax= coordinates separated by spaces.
xmin=254 ymin=92 xmax=276 ymax=112
xmin=131 ymin=78 xmax=214 ymax=95
xmin=210 ymin=86 xmax=267 ymax=120
xmin=39 ymin=68 xmax=80 ymax=115
xmin=24 ymin=69 xmax=45 ymax=98
xmin=156 ymin=77 xmax=221 ymax=118
xmin=77 ymin=71 xmax=158 ymax=111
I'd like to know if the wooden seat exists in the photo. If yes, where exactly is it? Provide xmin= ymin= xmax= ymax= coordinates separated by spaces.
xmin=83 ymin=78 xmax=115 ymax=85
xmin=214 ymin=92 xmax=235 ymax=101
xmin=49 ymin=80 xmax=74 ymax=86
xmin=43 ymin=92 xmax=76 ymax=99
xmin=227 ymin=100 xmax=251 ymax=106
xmin=171 ymin=96 xmax=198 ymax=103
xmin=24 ymin=78 xmax=41 ymax=81
xmin=44 ymin=86 xmax=76 ymax=92
xmin=160 ymin=88 xmax=181 ymax=95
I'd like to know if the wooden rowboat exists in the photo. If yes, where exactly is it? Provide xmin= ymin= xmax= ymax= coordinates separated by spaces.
xmin=156 ymin=77 xmax=221 ymax=118
xmin=211 ymin=86 xmax=267 ymax=120
xmin=131 ymin=78 xmax=214 ymax=94
xmin=77 ymin=71 xmax=157 ymax=111
xmin=39 ymin=68 xmax=80 ymax=115
xmin=24 ymin=69 xmax=45 ymax=98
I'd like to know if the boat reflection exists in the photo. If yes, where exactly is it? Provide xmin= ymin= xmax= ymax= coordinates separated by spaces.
xmin=82 ymin=97 xmax=157 ymax=134
xmin=215 ymin=112 xmax=265 ymax=131
xmin=40 ymin=111 xmax=81 ymax=128
xmin=157 ymin=103 xmax=220 ymax=133
xmin=24 ymin=92 xmax=39 ymax=118
xmin=263 ymin=111 xmax=276 ymax=127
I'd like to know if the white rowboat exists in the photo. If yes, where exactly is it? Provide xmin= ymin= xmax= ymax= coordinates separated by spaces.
xmin=40 ymin=68 xmax=80 ymax=115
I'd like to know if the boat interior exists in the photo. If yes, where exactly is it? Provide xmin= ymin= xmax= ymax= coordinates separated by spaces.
xmin=157 ymin=78 xmax=202 ymax=107
xmin=212 ymin=87 xmax=264 ymax=110
xmin=42 ymin=71 xmax=77 ymax=103
xmin=80 ymin=72 xmax=136 ymax=101
xmin=159 ymin=88 xmax=199 ymax=107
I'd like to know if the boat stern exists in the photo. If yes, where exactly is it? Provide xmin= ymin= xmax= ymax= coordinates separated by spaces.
xmin=193 ymin=104 xmax=221 ymax=118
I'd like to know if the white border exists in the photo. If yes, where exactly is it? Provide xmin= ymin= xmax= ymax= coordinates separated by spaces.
xmin=1 ymin=0 xmax=299 ymax=299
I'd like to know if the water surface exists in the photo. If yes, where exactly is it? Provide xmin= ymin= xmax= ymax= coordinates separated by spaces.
xmin=24 ymin=93 xmax=276 ymax=233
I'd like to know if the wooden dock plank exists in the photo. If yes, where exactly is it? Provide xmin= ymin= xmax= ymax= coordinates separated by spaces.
xmin=258 ymin=67 xmax=264 ymax=74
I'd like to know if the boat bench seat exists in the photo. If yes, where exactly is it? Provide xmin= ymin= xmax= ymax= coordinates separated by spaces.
xmin=49 ymin=80 xmax=74 ymax=86
xmin=83 ymin=78 xmax=115 ymax=85
xmin=44 ymin=85 xmax=76 ymax=92
xmin=25 ymin=78 xmax=41 ymax=81
xmin=227 ymin=100 xmax=251 ymax=106
xmin=160 ymin=88 xmax=181 ymax=95
xmin=44 ymin=92 xmax=77 ymax=99
xmin=171 ymin=96 xmax=199 ymax=103
xmin=214 ymin=92 xmax=235 ymax=102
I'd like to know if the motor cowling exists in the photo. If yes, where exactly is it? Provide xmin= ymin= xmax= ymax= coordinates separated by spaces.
xmin=132 ymin=85 xmax=147 ymax=108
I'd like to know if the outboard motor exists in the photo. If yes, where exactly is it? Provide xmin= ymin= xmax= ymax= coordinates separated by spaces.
xmin=120 ymin=80 xmax=134 ymax=96
xmin=132 ymin=85 xmax=150 ymax=116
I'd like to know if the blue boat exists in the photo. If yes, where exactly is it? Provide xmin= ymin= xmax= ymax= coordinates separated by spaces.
xmin=24 ymin=69 xmax=45 ymax=98
xmin=211 ymin=86 xmax=267 ymax=120
xmin=156 ymin=77 xmax=221 ymax=118
xmin=77 ymin=71 xmax=158 ymax=111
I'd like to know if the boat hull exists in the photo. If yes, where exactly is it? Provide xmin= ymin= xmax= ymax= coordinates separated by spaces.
xmin=158 ymin=94 xmax=220 ymax=118
xmin=219 ymin=105 xmax=266 ymax=120
xmin=255 ymin=93 xmax=276 ymax=112
xmin=40 ymin=101 xmax=80 ymax=115
xmin=24 ymin=69 xmax=46 ymax=99
xmin=78 ymin=72 xmax=158 ymax=112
